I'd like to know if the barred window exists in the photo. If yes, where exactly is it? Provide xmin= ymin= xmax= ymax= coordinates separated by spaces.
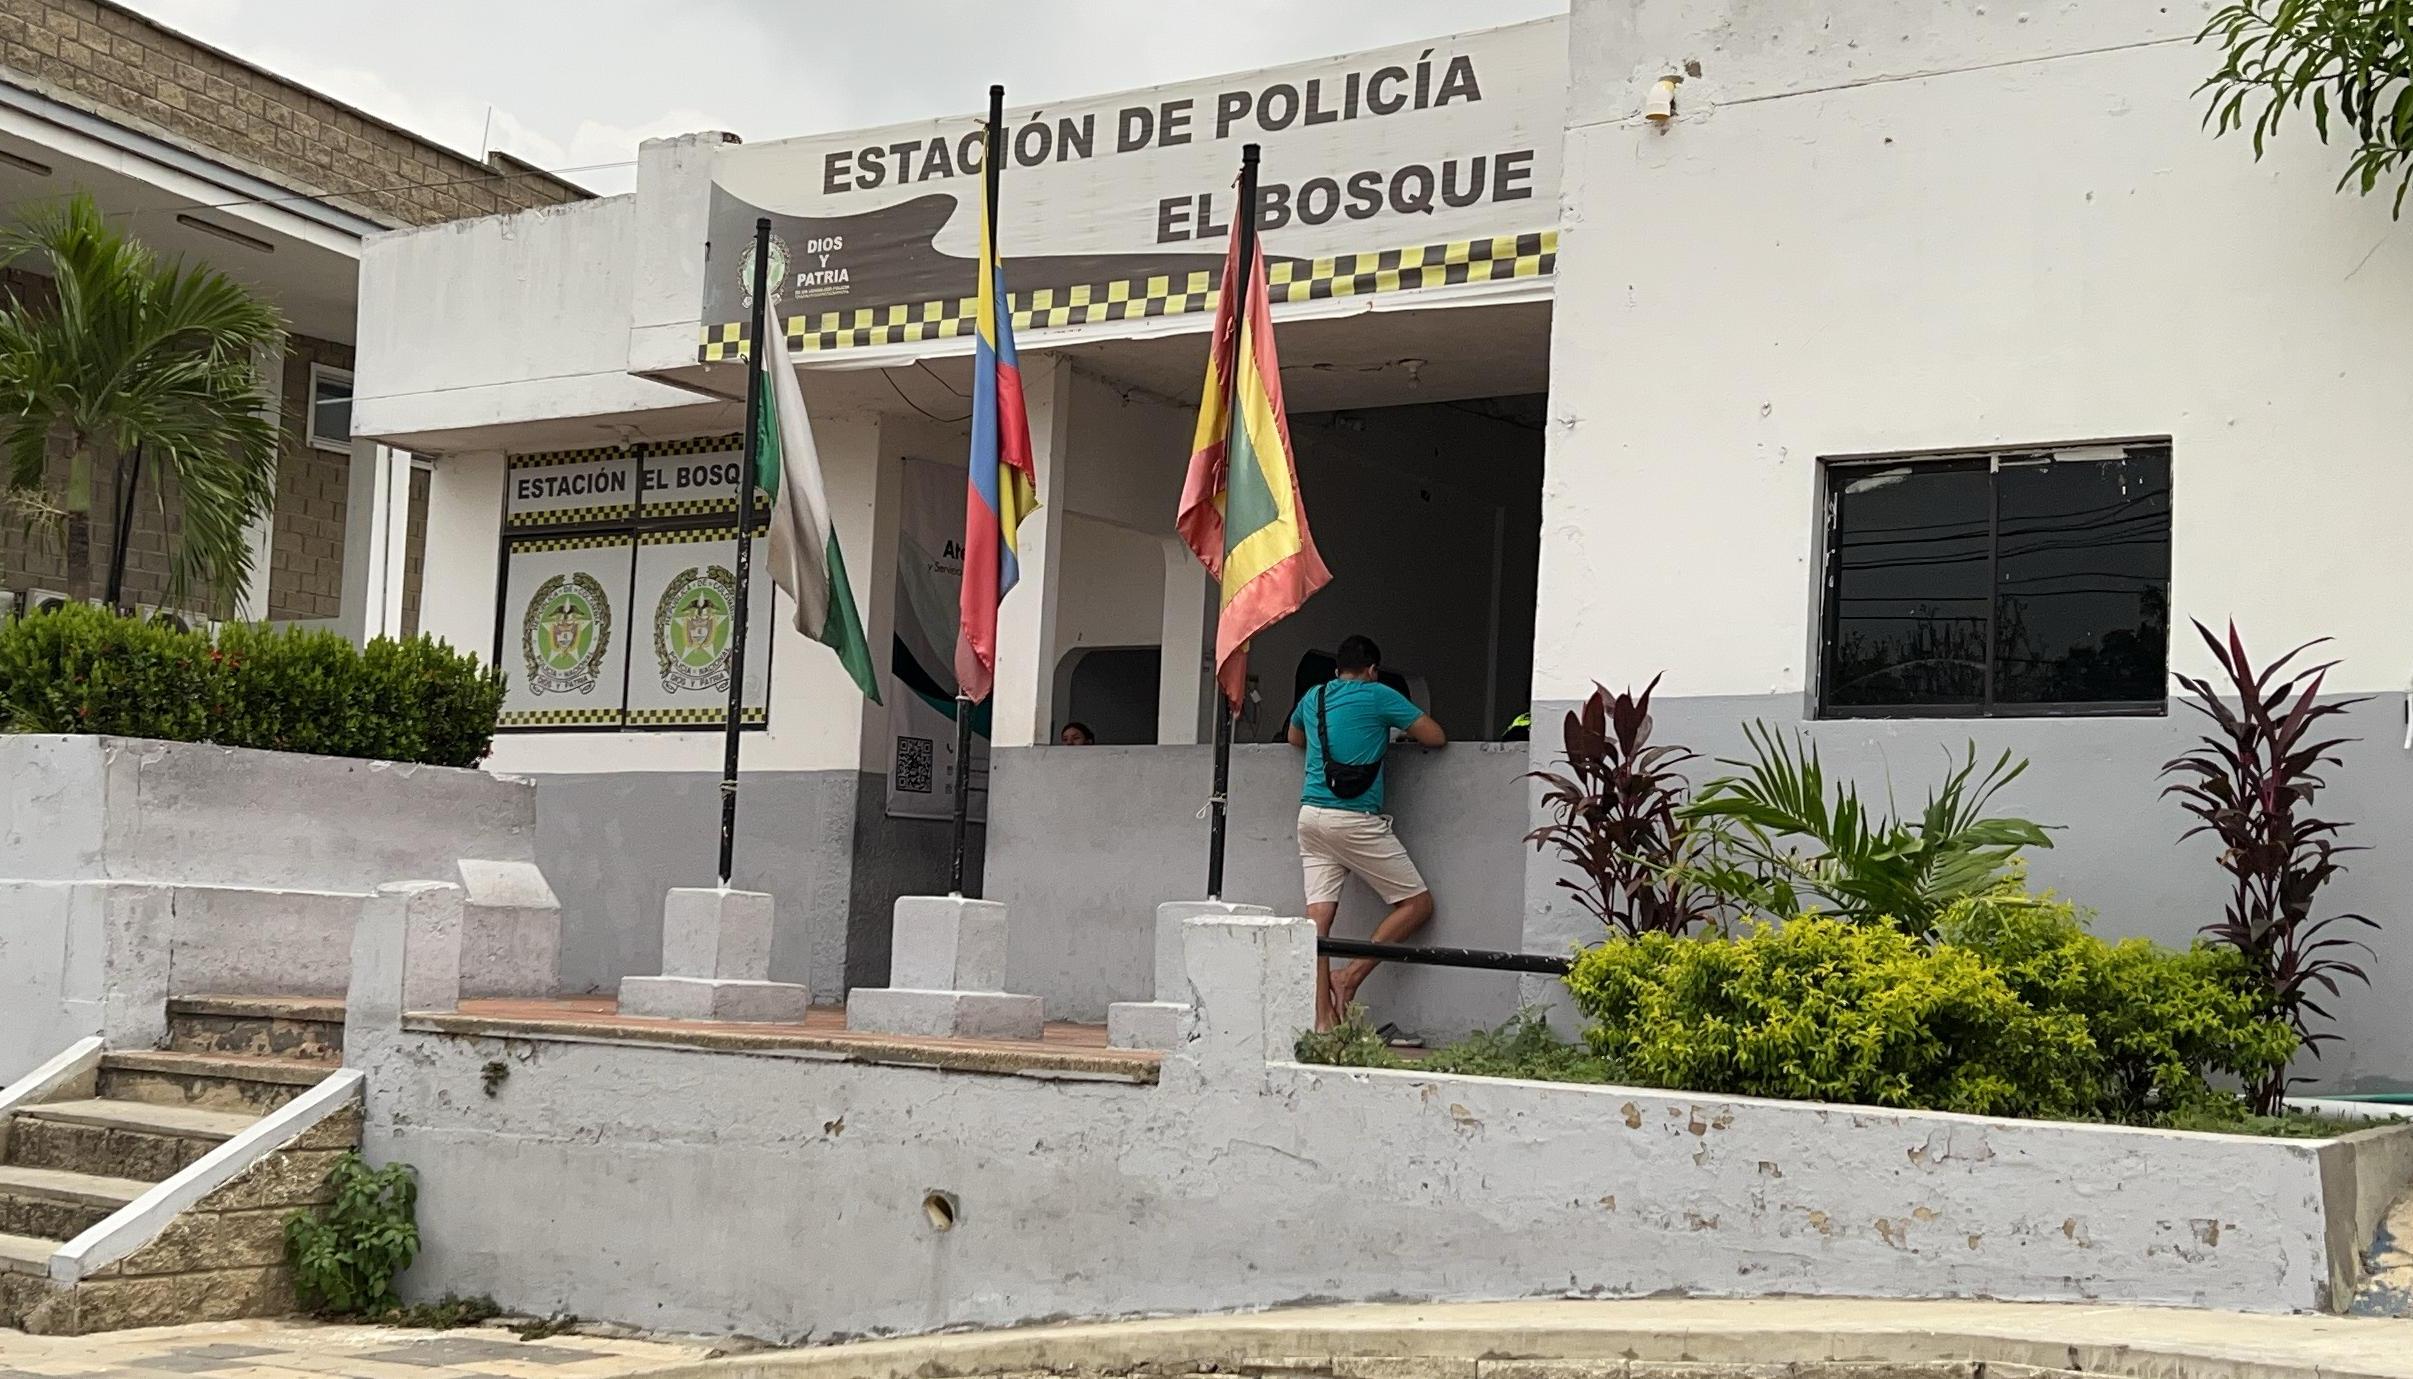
xmin=1818 ymin=441 xmax=2171 ymax=718
xmin=493 ymin=436 xmax=772 ymax=733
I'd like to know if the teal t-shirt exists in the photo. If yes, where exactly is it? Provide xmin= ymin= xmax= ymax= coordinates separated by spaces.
xmin=1292 ymin=679 xmax=1425 ymax=814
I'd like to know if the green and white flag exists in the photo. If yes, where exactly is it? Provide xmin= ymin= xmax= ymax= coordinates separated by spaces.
xmin=758 ymin=322 xmax=880 ymax=703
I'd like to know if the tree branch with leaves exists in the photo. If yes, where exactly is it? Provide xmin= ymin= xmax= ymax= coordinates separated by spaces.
xmin=2200 ymin=0 xmax=2413 ymax=216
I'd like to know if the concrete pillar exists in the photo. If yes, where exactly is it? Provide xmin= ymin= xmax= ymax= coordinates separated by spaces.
xmin=336 ymin=438 xmax=409 ymax=643
xmin=346 ymin=881 xmax=466 ymax=1033
xmin=618 ymin=888 xmax=811 ymax=1022
xmin=1107 ymin=899 xmax=1272 ymax=1050
xmin=990 ymin=356 xmax=1073 ymax=748
xmin=1157 ymin=538 xmax=1215 ymax=746
xmin=455 ymin=859 xmax=561 ymax=999
xmin=1176 ymin=914 xmax=1315 ymax=1078
xmin=237 ymin=341 xmax=281 ymax=623
xmin=846 ymin=895 xmax=1044 ymax=1040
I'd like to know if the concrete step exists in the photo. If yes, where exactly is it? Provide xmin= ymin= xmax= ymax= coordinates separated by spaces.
xmin=0 ymin=1230 xmax=55 ymax=1277
xmin=164 ymin=995 xmax=345 ymax=1064
xmin=4 ymin=1100 xmax=255 ymax=1182
xmin=0 ymin=1165 xmax=148 ymax=1242
xmin=98 ymin=1050 xmax=326 ymax=1116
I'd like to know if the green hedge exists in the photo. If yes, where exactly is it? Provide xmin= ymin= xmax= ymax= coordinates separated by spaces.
xmin=0 ymin=604 xmax=506 ymax=768
xmin=1565 ymin=899 xmax=2297 ymax=1126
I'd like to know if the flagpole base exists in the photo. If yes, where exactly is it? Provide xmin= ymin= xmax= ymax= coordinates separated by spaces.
xmin=1105 ymin=898 xmax=1273 ymax=1050
xmin=847 ymin=894 xmax=1043 ymax=1041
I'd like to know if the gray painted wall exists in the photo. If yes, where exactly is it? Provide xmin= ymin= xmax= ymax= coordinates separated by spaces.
xmin=1519 ymin=694 xmax=2413 ymax=1093
xmin=532 ymin=769 xmax=971 ymax=1001
xmin=534 ymin=770 xmax=857 ymax=1001
xmin=984 ymin=741 xmax=1531 ymax=1035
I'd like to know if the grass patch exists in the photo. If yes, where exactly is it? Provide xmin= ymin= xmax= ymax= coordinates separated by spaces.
xmin=372 ymin=1294 xmax=502 ymax=1329
xmin=1296 ymin=1009 xmax=1614 ymax=1083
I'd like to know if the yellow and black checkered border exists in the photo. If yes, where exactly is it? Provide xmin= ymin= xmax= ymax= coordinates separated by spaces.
xmin=697 ymin=230 xmax=1558 ymax=359
xmin=639 ymin=494 xmax=770 ymax=522
xmin=626 ymin=706 xmax=768 ymax=727
xmin=641 ymin=524 xmax=744 ymax=547
xmin=499 ymin=707 xmax=623 ymax=728
xmin=508 ymin=504 xmax=631 ymax=529
xmin=508 ymin=444 xmax=628 ymax=470
xmin=509 ymin=532 xmax=631 ymax=555
xmin=647 ymin=433 xmax=741 ymax=457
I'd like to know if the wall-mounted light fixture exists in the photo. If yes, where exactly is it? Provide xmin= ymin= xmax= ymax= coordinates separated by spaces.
xmin=176 ymin=213 xmax=275 ymax=254
xmin=1646 ymin=76 xmax=1683 ymax=126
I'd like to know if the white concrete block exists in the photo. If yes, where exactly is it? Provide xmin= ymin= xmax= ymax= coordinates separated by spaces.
xmin=660 ymin=887 xmax=776 ymax=981
xmin=846 ymin=988 xmax=1043 ymax=1041
xmin=1152 ymin=900 xmax=1272 ymax=999
xmin=618 ymin=975 xmax=811 ymax=1023
xmin=1180 ymin=915 xmax=1315 ymax=1073
xmin=1105 ymin=1000 xmax=1185 ymax=1051
xmin=348 ymin=881 xmax=465 ymax=1031
xmin=887 ymin=895 xmax=1010 ymax=992
xmin=456 ymin=859 xmax=561 ymax=999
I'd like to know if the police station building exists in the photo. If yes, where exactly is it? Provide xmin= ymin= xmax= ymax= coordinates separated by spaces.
xmin=356 ymin=2 xmax=2413 ymax=1087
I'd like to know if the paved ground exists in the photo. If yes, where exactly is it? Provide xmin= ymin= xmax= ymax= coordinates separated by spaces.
xmin=653 ymin=1298 xmax=2413 ymax=1379
xmin=0 ymin=1318 xmax=714 ymax=1378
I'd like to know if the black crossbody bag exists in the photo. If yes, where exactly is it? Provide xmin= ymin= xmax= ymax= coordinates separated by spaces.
xmin=1314 ymin=682 xmax=1386 ymax=801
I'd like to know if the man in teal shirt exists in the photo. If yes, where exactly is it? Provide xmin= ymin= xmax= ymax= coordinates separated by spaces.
xmin=1287 ymin=634 xmax=1446 ymax=1030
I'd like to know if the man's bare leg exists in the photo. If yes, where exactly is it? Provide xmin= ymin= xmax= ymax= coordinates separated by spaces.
xmin=1309 ymin=901 xmax=1341 ymax=1030
xmin=1329 ymin=890 xmax=1434 ymax=1019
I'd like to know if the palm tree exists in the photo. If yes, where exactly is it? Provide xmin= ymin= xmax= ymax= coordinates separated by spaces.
xmin=0 ymin=193 xmax=285 ymax=611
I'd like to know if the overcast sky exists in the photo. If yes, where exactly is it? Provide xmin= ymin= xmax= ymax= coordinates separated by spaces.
xmin=126 ymin=0 xmax=1567 ymax=196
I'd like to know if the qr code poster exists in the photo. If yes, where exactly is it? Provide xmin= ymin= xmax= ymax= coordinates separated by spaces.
xmin=883 ymin=459 xmax=988 ymax=822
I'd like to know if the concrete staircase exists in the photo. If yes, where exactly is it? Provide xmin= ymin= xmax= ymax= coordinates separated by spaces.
xmin=0 ymin=996 xmax=357 ymax=1334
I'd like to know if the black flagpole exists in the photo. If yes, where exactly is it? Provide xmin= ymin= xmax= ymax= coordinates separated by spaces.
xmin=949 ymin=84 xmax=1006 ymax=898
xmin=717 ymin=216 xmax=773 ymax=886
xmin=1204 ymin=143 xmax=1260 ymax=902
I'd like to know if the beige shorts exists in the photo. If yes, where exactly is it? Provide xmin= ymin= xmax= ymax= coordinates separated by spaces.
xmin=1298 ymin=805 xmax=1428 ymax=906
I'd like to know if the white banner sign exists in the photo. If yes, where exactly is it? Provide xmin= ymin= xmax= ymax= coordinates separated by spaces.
xmin=886 ymin=459 xmax=987 ymax=821
xmin=702 ymin=17 xmax=1565 ymax=354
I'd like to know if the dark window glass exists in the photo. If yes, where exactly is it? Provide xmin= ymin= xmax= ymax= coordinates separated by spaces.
xmin=1825 ymin=459 xmax=1990 ymax=710
xmin=1820 ymin=443 xmax=2170 ymax=717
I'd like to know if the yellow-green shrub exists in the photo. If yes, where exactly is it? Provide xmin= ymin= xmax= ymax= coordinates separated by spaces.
xmin=1565 ymin=916 xmax=2100 ymax=1119
xmin=1936 ymin=890 xmax=2297 ymax=1125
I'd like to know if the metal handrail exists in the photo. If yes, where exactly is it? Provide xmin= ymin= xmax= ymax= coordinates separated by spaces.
xmin=1316 ymin=936 xmax=1571 ymax=976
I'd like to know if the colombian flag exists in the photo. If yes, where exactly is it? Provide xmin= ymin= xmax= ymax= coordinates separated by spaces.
xmin=953 ymin=169 xmax=1039 ymax=705
xmin=1176 ymin=217 xmax=1331 ymax=712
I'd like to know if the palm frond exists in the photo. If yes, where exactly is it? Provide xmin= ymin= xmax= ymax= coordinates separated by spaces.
xmin=0 ymin=193 xmax=284 ymax=603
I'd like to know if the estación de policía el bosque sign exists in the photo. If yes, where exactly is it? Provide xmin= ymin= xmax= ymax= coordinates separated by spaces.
xmin=700 ymin=17 xmax=1565 ymax=356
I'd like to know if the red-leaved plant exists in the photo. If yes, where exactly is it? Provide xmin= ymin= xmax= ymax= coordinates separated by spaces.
xmin=2161 ymin=619 xmax=2373 ymax=1113
xmin=1526 ymin=677 xmax=1716 ymax=938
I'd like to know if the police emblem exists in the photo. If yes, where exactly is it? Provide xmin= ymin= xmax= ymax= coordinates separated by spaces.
xmin=655 ymin=565 xmax=738 ymax=694
xmin=522 ymin=573 xmax=612 ymax=695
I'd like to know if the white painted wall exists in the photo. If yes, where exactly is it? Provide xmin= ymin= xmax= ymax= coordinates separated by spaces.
xmin=1057 ymin=516 xmax=1171 ymax=655
xmin=1540 ymin=0 xmax=2413 ymax=701
xmin=353 ymin=195 xmax=700 ymax=444
xmin=346 ymin=910 xmax=2393 ymax=1338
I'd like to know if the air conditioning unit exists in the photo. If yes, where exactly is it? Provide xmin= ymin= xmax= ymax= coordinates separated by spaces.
xmin=137 ymin=604 xmax=206 ymax=635
xmin=25 ymin=588 xmax=76 ymax=617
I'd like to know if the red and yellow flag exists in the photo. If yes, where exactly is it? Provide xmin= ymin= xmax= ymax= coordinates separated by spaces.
xmin=1175 ymin=218 xmax=1331 ymax=712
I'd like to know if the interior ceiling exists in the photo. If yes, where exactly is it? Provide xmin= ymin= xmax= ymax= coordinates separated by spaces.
xmin=0 ymin=127 xmax=361 ymax=342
